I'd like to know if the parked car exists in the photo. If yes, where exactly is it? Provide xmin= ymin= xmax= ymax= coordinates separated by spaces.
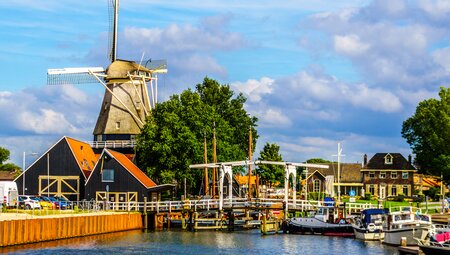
xmin=17 ymin=195 xmax=41 ymax=210
xmin=38 ymin=196 xmax=57 ymax=209
xmin=53 ymin=196 xmax=71 ymax=209
xmin=33 ymin=196 xmax=53 ymax=209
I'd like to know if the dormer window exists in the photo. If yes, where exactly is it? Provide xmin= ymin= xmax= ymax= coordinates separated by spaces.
xmin=385 ymin=154 xmax=393 ymax=165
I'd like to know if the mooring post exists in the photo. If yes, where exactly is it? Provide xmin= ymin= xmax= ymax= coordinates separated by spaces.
xmin=194 ymin=212 xmax=198 ymax=231
xmin=261 ymin=213 xmax=267 ymax=235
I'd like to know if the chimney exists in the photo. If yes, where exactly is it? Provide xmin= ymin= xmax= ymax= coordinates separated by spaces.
xmin=408 ymin=154 xmax=412 ymax=164
xmin=363 ymin=154 xmax=368 ymax=166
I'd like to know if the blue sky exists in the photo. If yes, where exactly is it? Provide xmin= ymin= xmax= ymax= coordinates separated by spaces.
xmin=1 ymin=0 xmax=450 ymax=167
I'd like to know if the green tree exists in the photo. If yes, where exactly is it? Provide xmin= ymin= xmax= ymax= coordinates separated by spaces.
xmin=136 ymin=77 xmax=258 ymax=195
xmin=0 ymin=147 xmax=9 ymax=164
xmin=306 ymin=158 xmax=332 ymax=163
xmin=255 ymin=143 xmax=284 ymax=187
xmin=402 ymin=87 xmax=450 ymax=180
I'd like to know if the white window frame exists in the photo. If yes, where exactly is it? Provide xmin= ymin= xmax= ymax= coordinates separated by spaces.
xmin=369 ymin=172 xmax=375 ymax=179
xmin=385 ymin=155 xmax=393 ymax=164
xmin=391 ymin=171 xmax=397 ymax=179
xmin=392 ymin=185 xmax=397 ymax=196
xmin=369 ymin=185 xmax=375 ymax=195
xmin=379 ymin=171 xmax=386 ymax=179
xmin=402 ymin=171 xmax=409 ymax=179
xmin=313 ymin=179 xmax=321 ymax=193
xmin=403 ymin=185 xmax=408 ymax=196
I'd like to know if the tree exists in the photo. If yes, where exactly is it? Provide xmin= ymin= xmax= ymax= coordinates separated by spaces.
xmin=255 ymin=143 xmax=284 ymax=187
xmin=402 ymin=87 xmax=450 ymax=180
xmin=0 ymin=147 xmax=9 ymax=165
xmin=0 ymin=147 xmax=20 ymax=173
xmin=136 ymin=77 xmax=258 ymax=195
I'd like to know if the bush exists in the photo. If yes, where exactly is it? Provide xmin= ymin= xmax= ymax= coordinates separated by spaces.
xmin=364 ymin=192 xmax=372 ymax=201
xmin=395 ymin=193 xmax=405 ymax=202
xmin=308 ymin=192 xmax=326 ymax=200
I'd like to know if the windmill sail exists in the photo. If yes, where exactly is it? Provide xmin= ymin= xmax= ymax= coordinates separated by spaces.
xmin=47 ymin=67 xmax=105 ymax=85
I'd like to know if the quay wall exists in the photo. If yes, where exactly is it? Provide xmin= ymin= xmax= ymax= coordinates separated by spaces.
xmin=0 ymin=213 xmax=143 ymax=247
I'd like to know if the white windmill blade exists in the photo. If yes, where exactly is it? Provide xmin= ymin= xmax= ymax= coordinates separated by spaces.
xmin=47 ymin=67 xmax=105 ymax=85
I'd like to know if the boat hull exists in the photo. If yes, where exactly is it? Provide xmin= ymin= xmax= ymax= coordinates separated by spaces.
xmin=420 ymin=245 xmax=450 ymax=255
xmin=353 ymin=226 xmax=384 ymax=241
xmin=288 ymin=218 xmax=354 ymax=236
xmin=383 ymin=227 xmax=429 ymax=246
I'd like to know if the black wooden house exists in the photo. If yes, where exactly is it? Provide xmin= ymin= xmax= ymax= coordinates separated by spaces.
xmin=15 ymin=136 xmax=97 ymax=200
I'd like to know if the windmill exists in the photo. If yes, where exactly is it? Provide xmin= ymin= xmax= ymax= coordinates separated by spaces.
xmin=47 ymin=0 xmax=167 ymax=151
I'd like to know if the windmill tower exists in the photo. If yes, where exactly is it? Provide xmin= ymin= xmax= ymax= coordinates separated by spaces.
xmin=47 ymin=0 xmax=167 ymax=153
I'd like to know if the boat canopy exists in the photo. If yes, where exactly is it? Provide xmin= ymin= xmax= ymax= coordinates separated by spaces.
xmin=361 ymin=209 xmax=389 ymax=223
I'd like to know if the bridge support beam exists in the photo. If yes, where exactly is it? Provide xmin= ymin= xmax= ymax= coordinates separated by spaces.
xmin=284 ymin=165 xmax=297 ymax=218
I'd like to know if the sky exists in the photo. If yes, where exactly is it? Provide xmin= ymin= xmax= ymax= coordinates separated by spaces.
xmin=1 ymin=0 xmax=450 ymax=167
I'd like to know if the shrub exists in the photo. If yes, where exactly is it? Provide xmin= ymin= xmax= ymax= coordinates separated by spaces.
xmin=395 ymin=193 xmax=405 ymax=202
xmin=308 ymin=192 xmax=326 ymax=200
xmin=364 ymin=192 xmax=372 ymax=201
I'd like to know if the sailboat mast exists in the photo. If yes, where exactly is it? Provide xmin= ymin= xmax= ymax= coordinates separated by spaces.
xmin=247 ymin=127 xmax=253 ymax=199
xmin=203 ymin=132 xmax=209 ymax=196
xmin=337 ymin=143 xmax=341 ymax=203
xmin=212 ymin=124 xmax=217 ymax=198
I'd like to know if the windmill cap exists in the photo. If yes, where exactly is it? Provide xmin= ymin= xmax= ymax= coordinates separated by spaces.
xmin=105 ymin=59 xmax=152 ymax=81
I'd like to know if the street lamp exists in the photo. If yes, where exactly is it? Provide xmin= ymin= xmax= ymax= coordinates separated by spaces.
xmin=22 ymin=152 xmax=38 ymax=195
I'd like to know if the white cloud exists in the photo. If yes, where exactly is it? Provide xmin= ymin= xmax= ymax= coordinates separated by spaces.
xmin=0 ymin=86 xmax=97 ymax=136
xmin=231 ymin=77 xmax=274 ymax=102
xmin=334 ymin=34 xmax=370 ymax=56
xmin=258 ymin=108 xmax=292 ymax=128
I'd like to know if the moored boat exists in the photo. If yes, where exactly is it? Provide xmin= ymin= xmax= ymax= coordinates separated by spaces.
xmin=418 ymin=231 xmax=450 ymax=255
xmin=288 ymin=206 xmax=354 ymax=236
xmin=382 ymin=207 xmax=431 ymax=246
xmin=352 ymin=208 xmax=388 ymax=241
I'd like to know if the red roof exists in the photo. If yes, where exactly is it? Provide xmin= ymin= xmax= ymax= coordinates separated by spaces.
xmin=107 ymin=149 xmax=157 ymax=188
xmin=66 ymin=137 xmax=99 ymax=177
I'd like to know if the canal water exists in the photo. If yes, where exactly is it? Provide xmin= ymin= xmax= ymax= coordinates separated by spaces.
xmin=1 ymin=229 xmax=400 ymax=255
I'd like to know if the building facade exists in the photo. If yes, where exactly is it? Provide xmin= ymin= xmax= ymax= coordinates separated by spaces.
xmin=361 ymin=153 xmax=415 ymax=199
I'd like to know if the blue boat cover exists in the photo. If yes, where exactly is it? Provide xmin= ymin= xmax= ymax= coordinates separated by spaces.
xmin=361 ymin=208 xmax=389 ymax=223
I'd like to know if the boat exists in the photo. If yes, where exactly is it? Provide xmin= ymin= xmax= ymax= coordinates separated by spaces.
xmin=382 ymin=207 xmax=431 ymax=246
xmin=352 ymin=208 xmax=389 ymax=241
xmin=288 ymin=206 xmax=354 ymax=236
xmin=418 ymin=232 xmax=450 ymax=255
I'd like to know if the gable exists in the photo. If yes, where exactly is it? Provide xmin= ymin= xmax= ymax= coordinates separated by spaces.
xmin=107 ymin=149 xmax=157 ymax=188
xmin=66 ymin=137 xmax=98 ymax=174
xmin=363 ymin=153 xmax=415 ymax=170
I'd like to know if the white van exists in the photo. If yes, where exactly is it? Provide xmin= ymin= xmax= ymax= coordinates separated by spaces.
xmin=0 ymin=181 xmax=19 ymax=206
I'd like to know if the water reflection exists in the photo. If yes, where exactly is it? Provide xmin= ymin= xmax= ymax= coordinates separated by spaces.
xmin=1 ymin=229 xmax=399 ymax=255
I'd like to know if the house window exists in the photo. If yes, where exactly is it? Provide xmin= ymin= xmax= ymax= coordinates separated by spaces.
xmin=115 ymin=122 xmax=121 ymax=129
xmin=385 ymin=154 xmax=393 ymax=164
xmin=403 ymin=185 xmax=409 ymax=196
xmin=402 ymin=172 xmax=409 ymax=179
xmin=391 ymin=171 xmax=397 ymax=179
xmin=313 ymin=179 xmax=321 ymax=193
xmin=102 ymin=169 xmax=114 ymax=182
xmin=369 ymin=172 xmax=375 ymax=179
xmin=380 ymin=171 xmax=386 ymax=179
xmin=392 ymin=186 xmax=397 ymax=196
xmin=369 ymin=185 xmax=375 ymax=195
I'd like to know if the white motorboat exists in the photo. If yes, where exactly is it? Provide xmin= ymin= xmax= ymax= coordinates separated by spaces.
xmin=352 ymin=208 xmax=388 ymax=241
xmin=382 ymin=207 xmax=431 ymax=246
xmin=288 ymin=206 xmax=354 ymax=236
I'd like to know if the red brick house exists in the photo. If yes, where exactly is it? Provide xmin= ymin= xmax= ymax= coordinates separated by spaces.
xmin=361 ymin=153 xmax=416 ymax=199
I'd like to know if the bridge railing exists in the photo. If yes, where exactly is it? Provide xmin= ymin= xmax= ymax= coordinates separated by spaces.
xmin=72 ymin=198 xmax=381 ymax=213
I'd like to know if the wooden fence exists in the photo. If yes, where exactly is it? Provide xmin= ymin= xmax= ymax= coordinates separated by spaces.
xmin=0 ymin=213 xmax=143 ymax=247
